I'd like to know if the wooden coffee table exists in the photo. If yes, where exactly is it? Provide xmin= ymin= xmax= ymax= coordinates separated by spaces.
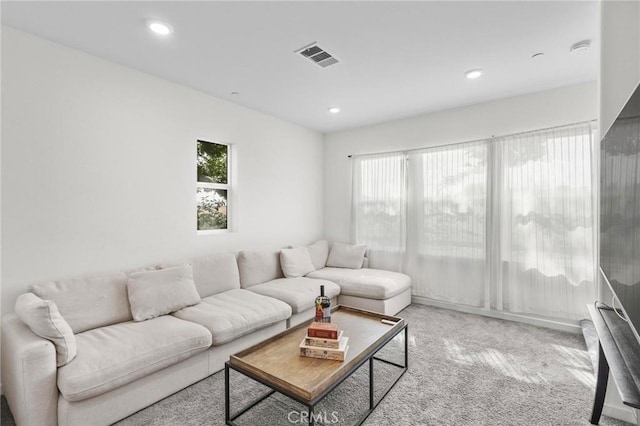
xmin=224 ymin=306 xmax=408 ymax=425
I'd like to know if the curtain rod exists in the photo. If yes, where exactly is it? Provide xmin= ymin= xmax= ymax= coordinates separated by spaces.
xmin=346 ymin=119 xmax=597 ymax=159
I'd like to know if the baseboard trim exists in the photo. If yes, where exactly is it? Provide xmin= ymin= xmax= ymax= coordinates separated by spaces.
xmin=603 ymin=402 xmax=638 ymax=424
xmin=411 ymin=296 xmax=582 ymax=334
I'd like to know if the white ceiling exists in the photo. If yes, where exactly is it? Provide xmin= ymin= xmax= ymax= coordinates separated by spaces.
xmin=1 ymin=1 xmax=599 ymax=133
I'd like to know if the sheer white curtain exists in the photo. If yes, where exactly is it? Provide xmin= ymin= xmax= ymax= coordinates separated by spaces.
xmin=351 ymin=153 xmax=407 ymax=272
xmin=350 ymin=121 xmax=597 ymax=322
xmin=406 ymin=142 xmax=488 ymax=307
xmin=495 ymin=123 xmax=597 ymax=320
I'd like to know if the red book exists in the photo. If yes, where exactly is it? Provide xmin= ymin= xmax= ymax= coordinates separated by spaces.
xmin=308 ymin=322 xmax=339 ymax=339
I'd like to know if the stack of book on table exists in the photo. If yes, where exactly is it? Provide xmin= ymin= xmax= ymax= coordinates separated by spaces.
xmin=299 ymin=322 xmax=349 ymax=361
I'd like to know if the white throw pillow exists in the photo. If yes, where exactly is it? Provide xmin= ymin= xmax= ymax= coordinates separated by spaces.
xmin=237 ymin=251 xmax=284 ymax=288
xmin=15 ymin=293 xmax=77 ymax=366
xmin=280 ymin=247 xmax=315 ymax=278
xmin=306 ymin=240 xmax=329 ymax=270
xmin=127 ymin=264 xmax=201 ymax=321
xmin=326 ymin=242 xmax=367 ymax=269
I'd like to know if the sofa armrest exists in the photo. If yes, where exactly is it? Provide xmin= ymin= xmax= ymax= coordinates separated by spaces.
xmin=2 ymin=313 xmax=58 ymax=426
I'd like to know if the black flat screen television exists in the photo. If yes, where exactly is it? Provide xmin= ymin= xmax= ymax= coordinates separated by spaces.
xmin=600 ymin=82 xmax=640 ymax=345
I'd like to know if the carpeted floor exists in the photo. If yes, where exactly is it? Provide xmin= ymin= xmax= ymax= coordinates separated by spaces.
xmin=1 ymin=304 xmax=634 ymax=425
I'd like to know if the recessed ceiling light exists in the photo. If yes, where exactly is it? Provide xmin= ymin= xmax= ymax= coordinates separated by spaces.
xmin=570 ymin=40 xmax=591 ymax=55
xmin=328 ymin=107 xmax=341 ymax=114
xmin=147 ymin=20 xmax=173 ymax=36
xmin=531 ymin=52 xmax=545 ymax=59
xmin=465 ymin=69 xmax=483 ymax=80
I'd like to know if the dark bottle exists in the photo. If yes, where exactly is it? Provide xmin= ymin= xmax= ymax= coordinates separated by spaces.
xmin=314 ymin=285 xmax=331 ymax=323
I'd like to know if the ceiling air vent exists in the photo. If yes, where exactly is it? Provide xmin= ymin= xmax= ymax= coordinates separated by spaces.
xmin=295 ymin=42 xmax=339 ymax=68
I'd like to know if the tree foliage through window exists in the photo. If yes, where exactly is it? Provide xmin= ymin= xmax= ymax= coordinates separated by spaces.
xmin=197 ymin=141 xmax=227 ymax=184
xmin=197 ymin=141 xmax=229 ymax=231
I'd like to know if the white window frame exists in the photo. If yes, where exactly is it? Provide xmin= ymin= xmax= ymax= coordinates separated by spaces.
xmin=196 ymin=139 xmax=231 ymax=234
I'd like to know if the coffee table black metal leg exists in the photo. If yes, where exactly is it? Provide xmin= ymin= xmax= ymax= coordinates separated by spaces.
xmin=405 ymin=325 xmax=409 ymax=368
xmin=369 ymin=357 xmax=375 ymax=409
xmin=225 ymin=364 xmax=230 ymax=425
xmin=309 ymin=405 xmax=314 ymax=425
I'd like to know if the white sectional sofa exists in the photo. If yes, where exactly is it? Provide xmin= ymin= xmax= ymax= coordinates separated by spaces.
xmin=1 ymin=241 xmax=411 ymax=426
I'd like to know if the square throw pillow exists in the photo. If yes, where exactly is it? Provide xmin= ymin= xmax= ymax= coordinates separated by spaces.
xmin=237 ymin=250 xmax=284 ymax=288
xmin=306 ymin=240 xmax=329 ymax=270
xmin=326 ymin=242 xmax=367 ymax=269
xmin=127 ymin=264 xmax=201 ymax=321
xmin=280 ymin=247 xmax=315 ymax=278
xmin=15 ymin=293 xmax=77 ymax=366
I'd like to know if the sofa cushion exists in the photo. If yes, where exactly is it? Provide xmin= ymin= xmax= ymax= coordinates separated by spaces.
xmin=127 ymin=265 xmax=201 ymax=321
xmin=31 ymin=271 xmax=134 ymax=334
xmin=326 ymin=242 xmax=367 ymax=269
xmin=237 ymin=250 xmax=284 ymax=288
xmin=280 ymin=247 xmax=315 ymax=278
xmin=248 ymin=278 xmax=340 ymax=314
xmin=306 ymin=268 xmax=411 ymax=300
xmin=307 ymin=240 xmax=329 ymax=270
xmin=172 ymin=289 xmax=291 ymax=345
xmin=160 ymin=252 xmax=241 ymax=297
xmin=15 ymin=293 xmax=77 ymax=366
xmin=57 ymin=316 xmax=211 ymax=402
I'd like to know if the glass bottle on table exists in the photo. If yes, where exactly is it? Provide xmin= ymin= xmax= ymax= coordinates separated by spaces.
xmin=314 ymin=285 xmax=331 ymax=323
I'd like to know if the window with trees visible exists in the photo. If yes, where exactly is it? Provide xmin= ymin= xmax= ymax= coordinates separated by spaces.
xmin=197 ymin=140 xmax=229 ymax=231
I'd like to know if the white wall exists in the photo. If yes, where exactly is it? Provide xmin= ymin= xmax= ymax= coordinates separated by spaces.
xmin=323 ymin=81 xmax=597 ymax=244
xmin=1 ymin=27 xmax=324 ymax=316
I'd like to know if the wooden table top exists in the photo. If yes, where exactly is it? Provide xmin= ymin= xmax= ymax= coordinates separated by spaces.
xmin=229 ymin=306 xmax=405 ymax=404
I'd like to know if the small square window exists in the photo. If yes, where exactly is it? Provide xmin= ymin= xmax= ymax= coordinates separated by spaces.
xmin=197 ymin=140 xmax=230 ymax=232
